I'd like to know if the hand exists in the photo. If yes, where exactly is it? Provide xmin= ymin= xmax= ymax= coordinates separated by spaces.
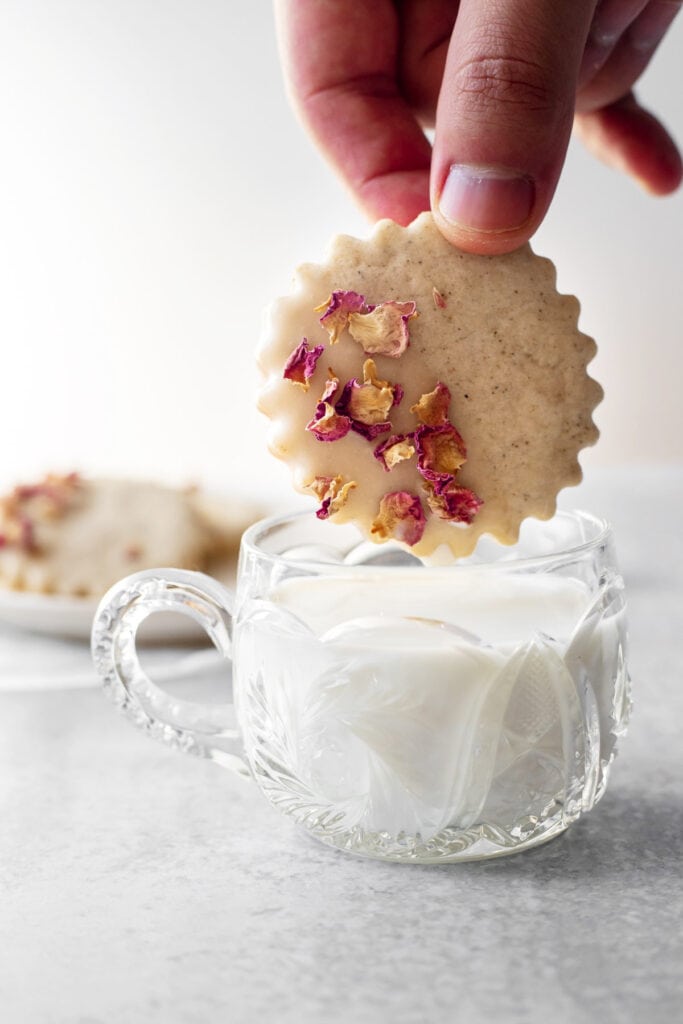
xmin=275 ymin=0 xmax=682 ymax=254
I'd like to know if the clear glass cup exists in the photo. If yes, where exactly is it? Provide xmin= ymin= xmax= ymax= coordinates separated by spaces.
xmin=91 ymin=509 xmax=631 ymax=863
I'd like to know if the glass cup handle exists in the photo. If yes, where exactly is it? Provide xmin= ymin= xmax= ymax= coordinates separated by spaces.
xmin=91 ymin=568 xmax=250 ymax=778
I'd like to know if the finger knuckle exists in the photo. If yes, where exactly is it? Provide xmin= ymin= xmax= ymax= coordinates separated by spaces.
xmin=452 ymin=53 xmax=560 ymax=118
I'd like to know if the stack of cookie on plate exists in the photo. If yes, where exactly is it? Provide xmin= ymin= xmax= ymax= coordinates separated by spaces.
xmin=0 ymin=473 xmax=260 ymax=597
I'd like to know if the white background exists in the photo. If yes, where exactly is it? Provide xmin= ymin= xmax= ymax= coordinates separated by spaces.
xmin=1 ymin=1 xmax=681 ymax=503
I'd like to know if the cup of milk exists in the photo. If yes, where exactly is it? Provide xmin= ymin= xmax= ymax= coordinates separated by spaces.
xmin=91 ymin=509 xmax=631 ymax=863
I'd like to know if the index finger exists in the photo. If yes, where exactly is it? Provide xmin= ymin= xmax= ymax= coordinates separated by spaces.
xmin=275 ymin=0 xmax=432 ymax=225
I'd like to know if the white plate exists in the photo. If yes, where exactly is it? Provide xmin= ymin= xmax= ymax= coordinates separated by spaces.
xmin=0 ymin=589 xmax=199 ymax=644
xmin=0 ymin=558 xmax=239 ymax=645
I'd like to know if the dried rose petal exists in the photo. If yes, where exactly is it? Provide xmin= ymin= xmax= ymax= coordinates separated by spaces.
xmin=0 ymin=473 xmax=81 ymax=553
xmin=347 ymin=300 xmax=417 ymax=358
xmin=307 ymin=475 xmax=357 ymax=519
xmin=350 ymin=419 xmax=392 ymax=441
xmin=414 ymin=423 xmax=467 ymax=483
xmin=432 ymin=287 xmax=447 ymax=309
xmin=14 ymin=485 xmax=43 ymax=501
xmin=425 ymin=481 xmax=483 ymax=524
xmin=1 ymin=514 xmax=37 ymax=552
xmin=373 ymin=433 xmax=416 ymax=472
xmin=20 ymin=516 xmax=36 ymax=550
xmin=336 ymin=359 xmax=399 ymax=428
xmin=315 ymin=290 xmax=367 ymax=344
xmin=283 ymin=338 xmax=324 ymax=390
xmin=319 ymin=371 xmax=340 ymax=405
xmin=306 ymin=403 xmax=351 ymax=442
xmin=305 ymin=372 xmax=352 ymax=442
xmin=14 ymin=472 xmax=81 ymax=508
xmin=410 ymin=382 xmax=451 ymax=426
xmin=371 ymin=491 xmax=426 ymax=547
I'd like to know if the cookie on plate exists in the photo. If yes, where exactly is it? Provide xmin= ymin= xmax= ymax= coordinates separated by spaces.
xmin=258 ymin=214 xmax=602 ymax=558
xmin=0 ymin=474 xmax=260 ymax=596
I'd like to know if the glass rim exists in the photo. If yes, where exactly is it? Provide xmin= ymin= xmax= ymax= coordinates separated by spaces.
xmin=240 ymin=508 xmax=612 ymax=575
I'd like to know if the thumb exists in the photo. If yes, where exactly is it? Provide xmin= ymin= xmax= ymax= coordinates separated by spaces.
xmin=432 ymin=0 xmax=596 ymax=254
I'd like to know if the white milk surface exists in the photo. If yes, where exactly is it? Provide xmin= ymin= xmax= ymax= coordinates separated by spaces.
xmin=271 ymin=571 xmax=591 ymax=645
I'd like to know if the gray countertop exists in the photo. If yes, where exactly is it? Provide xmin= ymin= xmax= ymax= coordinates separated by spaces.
xmin=1 ymin=467 xmax=682 ymax=1024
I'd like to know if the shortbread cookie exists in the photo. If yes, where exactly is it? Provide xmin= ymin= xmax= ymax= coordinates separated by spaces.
xmin=258 ymin=213 xmax=602 ymax=558
xmin=0 ymin=474 xmax=258 ymax=596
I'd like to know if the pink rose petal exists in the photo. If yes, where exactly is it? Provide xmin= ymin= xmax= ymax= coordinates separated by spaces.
xmin=410 ymin=382 xmax=451 ymax=426
xmin=320 ymin=372 xmax=340 ymax=405
xmin=336 ymin=359 xmax=398 ymax=425
xmin=432 ymin=287 xmax=447 ymax=309
xmin=350 ymin=419 xmax=392 ymax=441
xmin=307 ymin=475 xmax=357 ymax=519
xmin=347 ymin=300 xmax=417 ymax=358
xmin=371 ymin=491 xmax=426 ymax=547
xmin=414 ymin=423 xmax=467 ymax=484
xmin=373 ymin=434 xmax=416 ymax=472
xmin=315 ymin=290 xmax=367 ymax=344
xmin=283 ymin=338 xmax=324 ymax=390
xmin=0 ymin=473 xmax=81 ymax=554
xmin=305 ymin=372 xmax=352 ymax=442
xmin=425 ymin=481 xmax=483 ymax=524
xmin=305 ymin=403 xmax=352 ymax=442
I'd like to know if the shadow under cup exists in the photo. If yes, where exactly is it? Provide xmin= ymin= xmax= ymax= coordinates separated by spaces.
xmin=92 ymin=510 xmax=631 ymax=864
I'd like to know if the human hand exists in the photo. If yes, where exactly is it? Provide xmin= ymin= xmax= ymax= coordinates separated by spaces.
xmin=275 ymin=0 xmax=682 ymax=254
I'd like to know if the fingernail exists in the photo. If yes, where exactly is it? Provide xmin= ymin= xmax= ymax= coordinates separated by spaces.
xmin=438 ymin=164 xmax=535 ymax=233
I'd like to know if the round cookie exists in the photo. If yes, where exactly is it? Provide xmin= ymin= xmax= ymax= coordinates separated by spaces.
xmin=258 ymin=214 xmax=602 ymax=559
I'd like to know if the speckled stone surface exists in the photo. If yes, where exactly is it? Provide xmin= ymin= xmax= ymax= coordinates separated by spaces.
xmin=1 ymin=467 xmax=681 ymax=1024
